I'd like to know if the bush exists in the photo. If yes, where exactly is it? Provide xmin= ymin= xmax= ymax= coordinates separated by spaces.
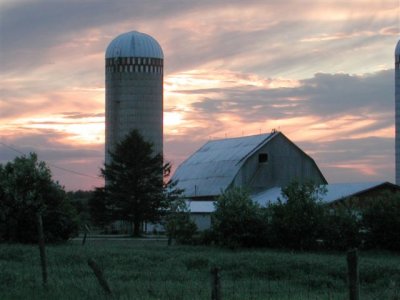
xmin=167 ymin=213 xmax=197 ymax=245
xmin=362 ymin=192 xmax=400 ymax=251
xmin=197 ymin=229 xmax=215 ymax=245
xmin=268 ymin=180 xmax=326 ymax=250
xmin=321 ymin=206 xmax=361 ymax=250
xmin=165 ymin=197 xmax=197 ymax=245
xmin=212 ymin=187 xmax=269 ymax=248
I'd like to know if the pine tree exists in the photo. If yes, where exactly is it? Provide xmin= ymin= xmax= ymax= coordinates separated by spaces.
xmin=102 ymin=130 xmax=168 ymax=236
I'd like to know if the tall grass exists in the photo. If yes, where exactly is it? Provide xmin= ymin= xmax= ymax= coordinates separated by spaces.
xmin=0 ymin=240 xmax=399 ymax=299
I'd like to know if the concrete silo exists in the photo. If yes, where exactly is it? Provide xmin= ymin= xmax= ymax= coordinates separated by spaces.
xmin=105 ymin=31 xmax=163 ymax=164
xmin=396 ymin=40 xmax=400 ymax=185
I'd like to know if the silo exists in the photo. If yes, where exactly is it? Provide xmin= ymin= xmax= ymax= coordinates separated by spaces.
xmin=105 ymin=31 xmax=163 ymax=164
xmin=396 ymin=40 xmax=400 ymax=185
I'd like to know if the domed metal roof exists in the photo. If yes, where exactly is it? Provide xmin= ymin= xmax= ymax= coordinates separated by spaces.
xmin=106 ymin=31 xmax=163 ymax=59
xmin=396 ymin=40 xmax=400 ymax=55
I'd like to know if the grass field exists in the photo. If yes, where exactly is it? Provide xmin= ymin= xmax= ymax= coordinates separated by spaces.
xmin=1 ymin=239 xmax=399 ymax=299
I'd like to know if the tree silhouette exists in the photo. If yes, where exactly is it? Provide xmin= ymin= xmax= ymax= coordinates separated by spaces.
xmin=102 ymin=129 xmax=171 ymax=236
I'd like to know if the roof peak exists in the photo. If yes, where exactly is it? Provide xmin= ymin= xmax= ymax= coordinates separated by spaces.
xmin=207 ymin=131 xmax=278 ymax=143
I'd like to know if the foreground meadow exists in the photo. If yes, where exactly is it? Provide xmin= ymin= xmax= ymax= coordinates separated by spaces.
xmin=0 ymin=239 xmax=399 ymax=300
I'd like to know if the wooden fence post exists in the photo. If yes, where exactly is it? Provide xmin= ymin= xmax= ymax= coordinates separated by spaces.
xmin=82 ymin=224 xmax=90 ymax=246
xmin=88 ymin=258 xmax=112 ymax=295
xmin=36 ymin=212 xmax=48 ymax=287
xmin=211 ymin=267 xmax=221 ymax=300
xmin=347 ymin=249 xmax=360 ymax=300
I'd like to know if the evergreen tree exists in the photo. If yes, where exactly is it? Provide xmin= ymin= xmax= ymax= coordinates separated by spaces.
xmin=102 ymin=129 xmax=169 ymax=236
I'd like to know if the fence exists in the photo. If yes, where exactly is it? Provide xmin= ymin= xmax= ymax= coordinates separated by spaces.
xmin=1 ymin=240 xmax=398 ymax=300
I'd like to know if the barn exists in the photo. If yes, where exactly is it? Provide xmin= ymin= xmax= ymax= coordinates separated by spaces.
xmin=173 ymin=131 xmax=326 ymax=200
xmin=172 ymin=131 xmax=327 ymax=230
xmin=172 ymin=132 xmax=400 ymax=231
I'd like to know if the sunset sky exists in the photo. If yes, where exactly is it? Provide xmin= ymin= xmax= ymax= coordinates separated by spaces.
xmin=0 ymin=0 xmax=398 ymax=191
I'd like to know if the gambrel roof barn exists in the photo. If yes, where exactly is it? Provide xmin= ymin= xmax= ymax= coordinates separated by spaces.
xmin=172 ymin=131 xmax=327 ymax=200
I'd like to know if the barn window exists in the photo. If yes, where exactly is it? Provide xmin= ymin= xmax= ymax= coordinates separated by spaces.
xmin=258 ymin=153 xmax=268 ymax=163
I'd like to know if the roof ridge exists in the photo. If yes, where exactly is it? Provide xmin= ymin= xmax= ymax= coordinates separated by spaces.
xmin=205 ymin=132 xmax=272 ymax=144
xmin=236 ymin=131 xmax=278 ymax=166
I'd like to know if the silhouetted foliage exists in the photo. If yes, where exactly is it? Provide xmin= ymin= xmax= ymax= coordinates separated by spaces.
xmin=362 ymin=192 xmax=400 ymax=251
xmin=88 ymin=187 xmax=114 ymax=227
xmin=67 ymin=190 xmax=93 ymax=227
xmin=206 ymin=180 xmax=400 ymax=251
xmin=163 ymin=189 xmax=197 ymax=244
xmin=212 ymin=187 xmax=269 ymax=248
xmin=321 ymin=205 xmax=361 ymax=250
xmin=0 ymin=153 xmax=78 ymax=243
xmin=268 ymin=180 xmax=327 ymax=250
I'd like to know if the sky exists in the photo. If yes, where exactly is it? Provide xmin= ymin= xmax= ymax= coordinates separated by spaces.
xmin=0 ymin=0 xmax=399 ymax=191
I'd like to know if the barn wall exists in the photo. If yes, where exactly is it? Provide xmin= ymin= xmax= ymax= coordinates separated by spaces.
xmin=233 ymin=133 xmax=326 ymax=191
xmin=330 ymin=185 xmax=400 ymax=208
xmin=190 ymin=214 xmax=211 ymax=231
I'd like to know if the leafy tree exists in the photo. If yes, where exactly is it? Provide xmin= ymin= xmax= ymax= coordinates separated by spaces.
xmin=362 ymin=192 xmax=400 ymax=251
xmin=212 ymin=187 xmax=269 ymax=248
xmin=269 ymin=180 xmax=326 ymax=250
xmin=101 ymin=129 xmax=172 ymax=236
xmin=0 ymin=153 xmax=78 ymax=243
xmin=163 ymin=185 xmax=197 ymax=244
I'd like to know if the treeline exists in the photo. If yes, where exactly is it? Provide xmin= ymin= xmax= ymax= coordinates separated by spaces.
xmin=2 ymin=132 xmax=399 ymax=252
xmin=200 ymin=182 xmax=400 ymax=251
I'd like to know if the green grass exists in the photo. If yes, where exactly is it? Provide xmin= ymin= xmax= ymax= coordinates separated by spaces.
xmin=1 ymin=239 xmax=399 ymax=299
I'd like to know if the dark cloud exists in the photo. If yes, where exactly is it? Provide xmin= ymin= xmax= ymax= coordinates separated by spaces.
xmin=1 ymin=0 xmax=265 ymax=72
xmin=300 ymin=70 xmax=393 ymax=115
xmin=188 ymin=70 xmax=393 ymax=124
xmin=2 ymin=1 xmax=396 ymax=76
xmin=297 ymin=136 xmax=395 ymax=183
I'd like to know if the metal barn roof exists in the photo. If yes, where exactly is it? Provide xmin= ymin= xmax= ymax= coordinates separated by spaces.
xmin=172 ymin=132 xmax=277 ymax=197
xmin=106 ymin=31 xmax=164 ymax=59
xmin=252 ymin=182 xmax=394 ymax=206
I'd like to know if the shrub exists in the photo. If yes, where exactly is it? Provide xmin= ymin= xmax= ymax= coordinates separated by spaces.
xmin=165 ymin=197 xmax=197 ymax=245
xmin=321 ymin=205 xmax=361 ymax=250
xmin=212 ymin=187 xmax=269 ymax=248
xmin=268 ymin=180 xmax=326 ymax=250
xmin=167 ymin=213 xmax=197 ymax=244
xmin=362 ymin=192 xmax=400 ymax=251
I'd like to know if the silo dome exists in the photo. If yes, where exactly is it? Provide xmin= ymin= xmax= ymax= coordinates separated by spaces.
xmin=106 ymin=31 xmax=164 ymax=59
